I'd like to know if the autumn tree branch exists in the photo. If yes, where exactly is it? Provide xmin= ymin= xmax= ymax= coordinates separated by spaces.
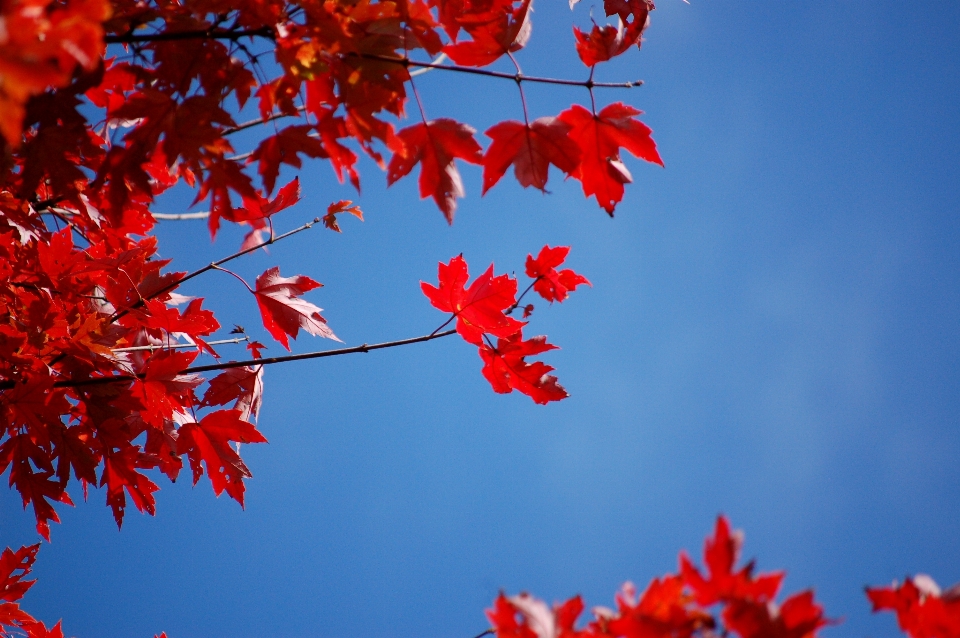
xmin=0 ymin=329 xmax=459 ymax=389
xmin=110 ymin=217 xmax=323 ymax=322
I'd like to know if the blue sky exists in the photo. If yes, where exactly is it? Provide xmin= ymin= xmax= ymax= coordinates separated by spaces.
xmin=5 ymin=2 xmax=960 ymax=637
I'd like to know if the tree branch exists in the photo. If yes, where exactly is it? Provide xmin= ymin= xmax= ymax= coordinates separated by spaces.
xmin=109 ymin=217 xmax=322 ymax=323
xmin=0 ymin=329 xmax=458 ymax=389
xmin=111 ymin=336 xmax=249 ymax=353
xmin=353 ymin=53 xmax=643 ymax=88
xmin=105 ymin=26 xmax=273 ymax=44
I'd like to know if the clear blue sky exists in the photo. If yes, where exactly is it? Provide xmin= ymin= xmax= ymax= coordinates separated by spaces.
xmin=5 ymin=2 xmax=959 ymax=637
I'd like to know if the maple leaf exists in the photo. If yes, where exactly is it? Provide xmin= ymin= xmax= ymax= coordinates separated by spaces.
xmin=479 ymin=332 xmax=568 ymax=404
xmin=20 ymin=619 xmax=65 ymax=638
xmin=488 ymin=592 xmax=591 ymax=638
xmin=573 ymin=0 xmax=653 ymax=66
xmin=558 ymin=103 xmax=663 ymax=214
xmin=177 ymin=409 xmax=268 ymax=506
xmin=680 ymin=516 xmax=784 ymax=607
xmin=247 ymin=177 xmax=301 ymax=219
xmin=254 ymin=267 xmax=340 ymax=350
xmin=200 ymin=366 xmax=265 ymax=422
xmin=250 ymin=127 xmax=327 ymax=195
xmin=139 ymin=298 xmax=220 ymax=343
xmin=0 ymin=433 xmax=73 ymax=540
xmin=129 ymin=350 xmax=203 ymax=429
xmin=100 ymin=445 xmax=160 ymax=529
xmin=525 ymin=246 xmax=591 ymax=303
xmin=421 ymin=255 xmax=525 ymax=345
xmin=867 ymin=576 xmax=960 ymax=638
xmin=604 ymin=578 xmax=716 ymax=638
xmin=444 ymin=0 xmax=533 ymax=67
xmin=0 ymin=545 xmax=39 ymax=603
xmin=483 ymin=118 xmax=581 ymax=193
xmin=387 ymin=119 xmax=483 ymax=223
xmin=322 ymin=200 xmax=364 ymax=233
xmin=723 ymin=591 xmax=832 ymax=638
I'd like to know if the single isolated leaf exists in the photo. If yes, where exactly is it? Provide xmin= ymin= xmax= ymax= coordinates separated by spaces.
xmin=322 ymin=200 xmax=363 ymax=232
xmin=254 ymin=266 xmax=340 ymax=350
xmin=525 ymin=245 xmax=591 ymax=303
xmin=483 ymin=117 xmax=581 ymax=193
xmin=479 ymin=332 xmax=568 ymax=404
xmin=421 ymin=255 xmax=524 ymax=345
xmin=558 ymin=102 xmax=663 ymax=214
xmin=387 ymin=119 xmax=482 ymax=223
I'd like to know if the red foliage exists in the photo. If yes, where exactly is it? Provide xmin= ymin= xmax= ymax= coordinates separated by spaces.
xmin=488 ymin=516 xmax=832 ymax=638
xmin=0 ymin=0 xmax=659 ymax=543
xmin=868 ymin=576 xmax=960 ymax=638
xmin=0 ymin=4 xmax=932 ymax=638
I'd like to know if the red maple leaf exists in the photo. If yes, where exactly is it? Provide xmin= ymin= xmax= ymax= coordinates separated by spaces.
xmin=573 ymin=0 xmax=653 ymax=66
xmin=444 ymin=0 xmax=533 ymax=67
xmin=177 ymin=409 xmax=268 ymax=505
xmin=138 ymin=299 xmax=220 ymax=348
xmin=254 ymin=266 xmax=340 ymax=350
xmin=322 ymin=200 xmax=364 ymax=233
xmin=387 ymin=119 xmax=483 ymax=223
xmin=479 ymin=332 xmax=568 ymax=404
xmin=129 ymin=350 xmax=203 ymax=429
xmin=100 ymin=445 xmax=160 ymax=529
xmin=200 ymin=366 xmax=264 ymax=422
xmin=558 ymin=103 xmax=663 ymax=214
xmin=525 ymin=245 xmax=591 ymax=303
xmin=0 ymin=545 xmax=39 ymax=603
xmin=867 ymin=576 xmax=960 ymax=638
xmin=723 ymin=591 xmax=831 ymax=638
xmin=604 ymin=578 xmax=715 ymax=638
xmin=680 ymin=516 xmax=784 ymax=607
xmin=421 ymin=255 xmax=524 ymax=345
xmin=482 ymin=117 xmax=581 ymax=193
xmin=488 ymin=593 xmax=591 ymax=638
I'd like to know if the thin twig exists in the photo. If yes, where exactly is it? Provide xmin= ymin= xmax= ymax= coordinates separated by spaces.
xmin=152 ymin=211 xmax=211 ymax=220
xmin=109 ymin=217 xmax=322 ymax=323
xmin=111 ymin=336 xmax=249 ymax=353
xmin=0 ymin=329 xmax=458 ymax=389
xmin=105 ymin=26 xmax=273 ymax=44
xmin=355 ymin=53 xmax=643 ymax=88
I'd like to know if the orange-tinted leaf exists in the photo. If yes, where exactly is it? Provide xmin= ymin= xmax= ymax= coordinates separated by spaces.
xmin=323 ymin=200 xmax=364 ymax=233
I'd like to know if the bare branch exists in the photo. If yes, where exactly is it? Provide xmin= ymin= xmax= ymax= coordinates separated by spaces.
xmin=152 ymin=211 xmax=211 ymax=220
xmin=109 ymin=217 xmax=322 ymax=323
xmin=111 ymin=336 xmax=249 ymax=353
